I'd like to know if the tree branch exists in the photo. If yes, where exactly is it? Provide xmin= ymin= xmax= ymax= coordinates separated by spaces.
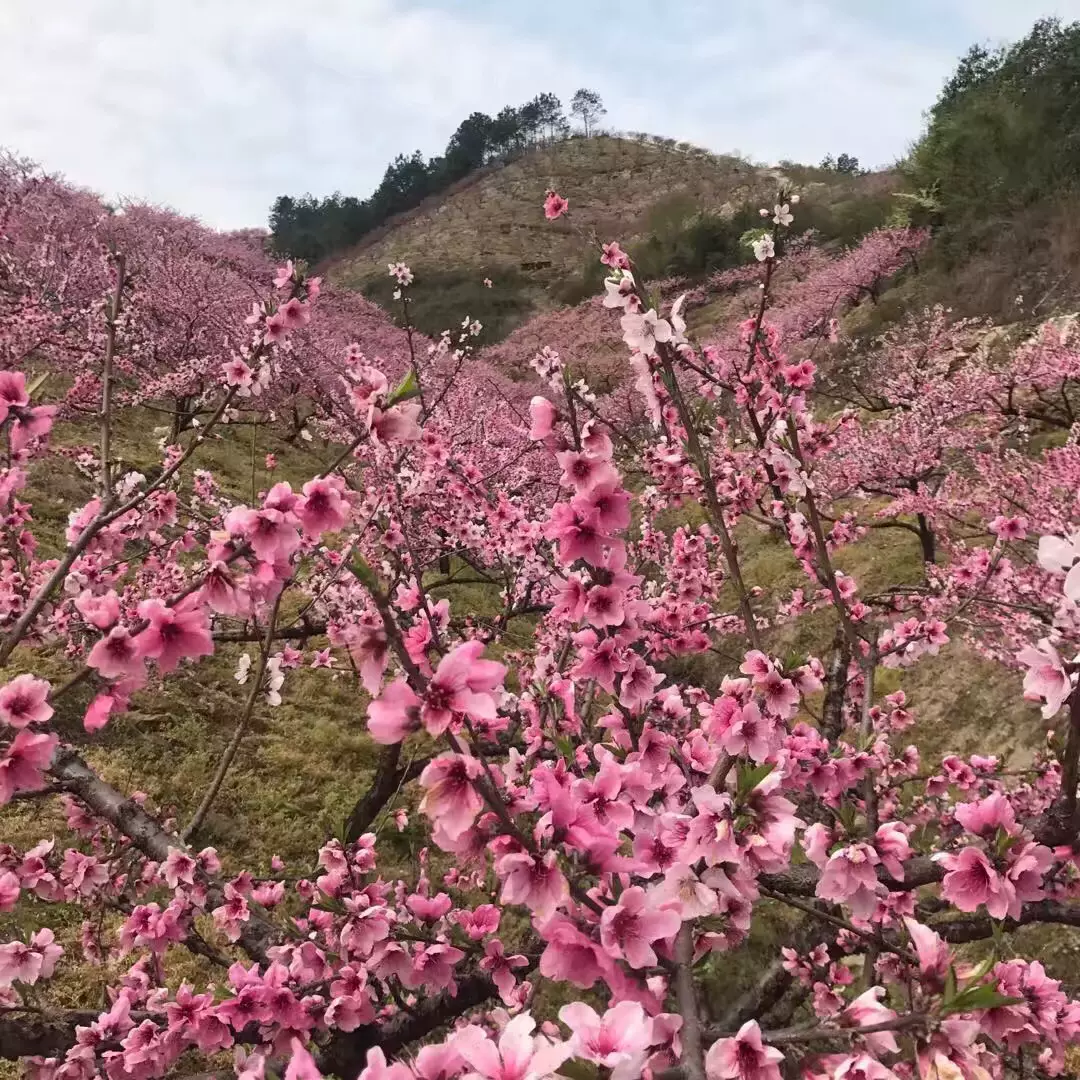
xmin=759 ymin=855 xmax=943 ymax=896
xmin=931 ymin=899 xmax=1080 ymax=943
xmin=183 ymin=588 xmax=285 ymax=841
xmin=0 ymin=1014 xmax=99 ymax=1060
xmin=317 ymin=971 xmax=503 ymax=1079
xmin=48 ymin=746 xmax=280 ymax=965
xmin=100 ymin=252 xmax=125 ymax=499
xmin=343 ymin=747 xmax=430 ymax=843
xmin=674 ymin=924 xmax=706 ymax=1080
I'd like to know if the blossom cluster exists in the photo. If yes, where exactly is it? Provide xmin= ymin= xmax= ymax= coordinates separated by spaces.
xmin=3 ymin=162 xmax=1080 ymax=1080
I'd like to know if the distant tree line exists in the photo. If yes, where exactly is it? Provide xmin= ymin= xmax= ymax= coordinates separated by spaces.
xmin=819 ymin=153 xmax=864 ymax=175
xmin=269 ymin=89 xmax=606 ymax=264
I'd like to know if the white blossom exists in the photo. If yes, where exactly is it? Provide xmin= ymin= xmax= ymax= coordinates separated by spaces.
xmin=387 ymin=261 xmax=413 ymax=286
xmin=265 ymin=656 xmax=285 ymax=707
xmin=772 ymin=203 xmax=793 ymax=226
xmin=752 ymin=235 xmax=775 ymax=262
xmin=621 ymin=309 xmax=673 ymax=355
xmin=670 ymin=294 xmax=688 ymax=343
xmin=106 ymin=470 xmax=139 ymax=497
xmin=1038 ymin=533 xmax=1080 ymax=604
xmin=602 ymin=271 xmax=636 ymax=310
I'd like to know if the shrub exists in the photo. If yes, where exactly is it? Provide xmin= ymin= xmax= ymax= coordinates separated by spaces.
xmin=908 ymin=17 xmax=1080 ymax=242
xmin=358 ymin=265 xmax=537 ymax=342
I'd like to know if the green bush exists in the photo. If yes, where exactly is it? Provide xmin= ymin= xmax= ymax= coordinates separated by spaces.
xmin=358 ymin=266 xmax=538 ymax=343
xmin=550 ymin=256 xmax=611 ymax=307
xmin=626 ymin=183 xmax=897 ymax=285
xmin=794 ymin=191 xmax=897 ymax=249
xmin=630 ymin=204 xmax=762 ymax=280
xmin=908 ymin=17 xmax=1080 ymax=247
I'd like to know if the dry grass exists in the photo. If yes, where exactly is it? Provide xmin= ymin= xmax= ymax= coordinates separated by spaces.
xmin=329 ymin=137 xmax=764 ymax=287
xmin=328 ymin=137 xmax=901 ymax=347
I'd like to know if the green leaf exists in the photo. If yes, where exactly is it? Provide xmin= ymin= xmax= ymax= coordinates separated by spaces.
xmin=990 ymin=920 xmax=1006 ymax=953
xmin=994 ymin=828 xmax=1018 ymax=857
xmin=347 ymin=554 xmax=383 ymax=594
xmin=556 ymin=1061 xmax=598 ymax=1080
xmin=387 ymin=368 xmax=419 ymax=406
xmin=940 ymin=984 xmax=1023 ymax=1016
xmin=835 ymin=802 xmax=858 ymax=835
xmin=553 ymin=734 xmax=574 ymax=762
xmin=964 ymin=951 xmax=998 ymax=984
xmin=740 ymin=226 xmax=771 ymax=249
xmin=944 ymin=964 xmax=958 ymax=1005
xmin=737 ymin=761 xmax=775 ymax=799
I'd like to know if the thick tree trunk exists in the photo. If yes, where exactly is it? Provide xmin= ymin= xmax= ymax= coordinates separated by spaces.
xmin=917 ymin=512 xmax=936 ymax=564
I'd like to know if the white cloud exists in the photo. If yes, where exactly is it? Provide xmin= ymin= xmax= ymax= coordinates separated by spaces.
xmin=952 ymin=0 xmax=1080 ymax=39
xmin=610 ymin=0 xmax=1080 ymax=171
xmin=1 ymin=0 xmax=1077 ymax=228
xmin=591 ymin=1 xmax=956 ymax=170
xmin=0 ymin=0 xmax=593 ymax=227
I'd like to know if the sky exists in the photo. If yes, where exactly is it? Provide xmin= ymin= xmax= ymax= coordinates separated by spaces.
xmin=2 ymin=0 xmax=1079 ymax=231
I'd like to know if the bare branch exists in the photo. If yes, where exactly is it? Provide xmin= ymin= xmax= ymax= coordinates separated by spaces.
xmin=100 ymin=253 xmax=125 ymax=499
xmin=183 ymin=587 xmax=286 ymax=841
xmin=48 ymin=746 xmax=279 ymax=965
xmin=344 ymin=746 xmax=430 ymax=843
xmin=674 ymin=924 xmax=706 ymax=1080
xmin=317 ymin=973 xmax=505 ymax=1078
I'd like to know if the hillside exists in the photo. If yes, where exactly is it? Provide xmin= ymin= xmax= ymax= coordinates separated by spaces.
xmin=330 ymin=136 xmax=750 ymax=275
xmin=328 ymin=135 xmax=900 ymax=341
xmin=11 ymin=17 xmax=1080 ymax=1080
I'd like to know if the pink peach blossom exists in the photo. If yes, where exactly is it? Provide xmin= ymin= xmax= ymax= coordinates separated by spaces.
xmin=705 ymin=1021 xmax=784 ymax=1080
xmin=0 ymin=674 xmax=52 ymax=728
xmin=599 ymin=885 xmax=680 ymax=969
xmin=816 ymin=843 xmax=881 ymax=919
xmin=560 ymin=1001 xmax=655 ymax=1080
xmin=419 ymin=753 xmax=484 ymax=841
xmin=528 ymin=397 xmax=556 ymax=440
xmin=454 ymin=1013 xmax=571 ymax=1080
xmin=938 ymin=845 xmax=1013 ymax=918
xmin=0 ymin=729 xmax=58 ymax=803
xmin=543 ymin=192 xmax=568 ymax=220
xmin=296 ymin=475 xmax=351 ymax=536
xmin=134 ymin=598 xmax=213 ymax=673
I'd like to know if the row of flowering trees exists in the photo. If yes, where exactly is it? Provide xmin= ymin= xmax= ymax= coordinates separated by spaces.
xmin=3 ymin=154 xmax=1080 ymax=1080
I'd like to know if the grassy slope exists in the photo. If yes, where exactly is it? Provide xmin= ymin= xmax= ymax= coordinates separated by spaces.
xmin=329 ymin=137 xmax=753 ymax=279
xmin=327 ymin=136 xmax=794 ymax=341
xmin=328 ymin=137 xmax=900 ymax=351
xmin=4 ymin=402 xmax=413 ymax=867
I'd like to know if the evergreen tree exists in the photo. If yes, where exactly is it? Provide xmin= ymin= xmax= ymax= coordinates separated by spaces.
xmin=268 ymin=91 xmax=571 ymax=260
xmin=570 ymin=88 xmax=606 ymax=136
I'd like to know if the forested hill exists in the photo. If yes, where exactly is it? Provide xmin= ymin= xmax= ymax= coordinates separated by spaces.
xmin=279 ymin=17 xmax=1080 ymax=352
xmin=268 ymin=88 xmax=606 ymax=265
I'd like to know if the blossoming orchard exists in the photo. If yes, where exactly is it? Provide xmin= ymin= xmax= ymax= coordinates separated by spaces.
xmin=6 ymin=153 xmax=1080 ymax=1080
